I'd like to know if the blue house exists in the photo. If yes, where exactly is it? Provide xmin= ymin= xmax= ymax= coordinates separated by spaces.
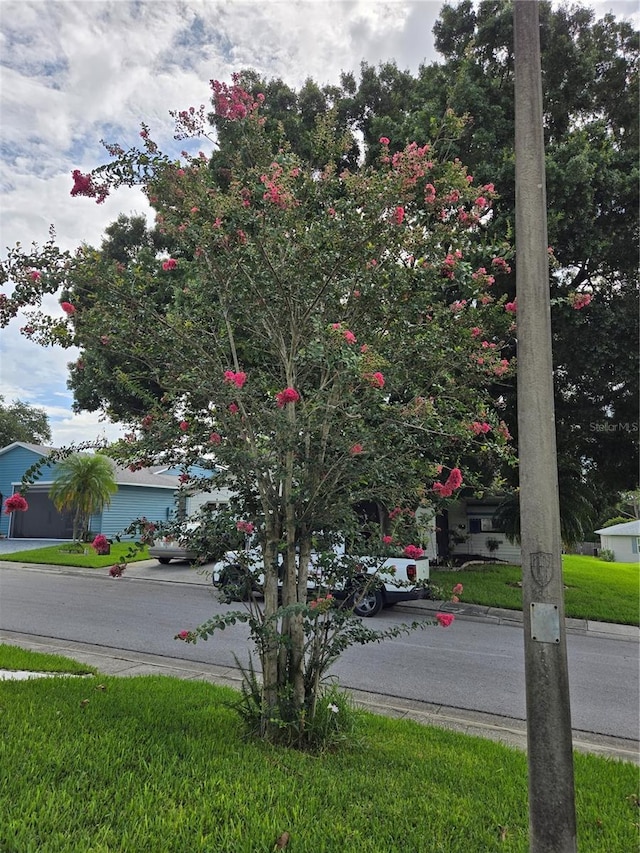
xmin=0 ymin=442 xmax=221 ymax=540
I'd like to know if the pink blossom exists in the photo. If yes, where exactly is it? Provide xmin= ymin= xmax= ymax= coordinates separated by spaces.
xmin=498 ymin=421 xmax=512 ymax=440
xmin=570 ymin=292 xmax=592 ymax=310
xmin=452 ymin=583 xmax=464 ymax=595
xmin=353 ymin=290 xmax=361 ymax=298
xmin=29 ymin=270 xmax=41 ymax=281
xmin=471 ymin=327 xmax=482 ymax=337
xmin=382 ymin=535 xmax=394 ymax=545
xmin=432 ymin=482 xmax=453 ymax=498
xmin=494 ymin=359 xmax=510 ymax=377
xmin=447 ymin=468 xmax=463 ymax=490
xmin=224 ymin=370 xmax=247 ymax=388
xmin=343 ymin=330 xmax=357 ymax=344
xmin=276 ymin=387 xmax=300 ymax=407
xmin=360 ymin=344 xmax=369 ymax=353
xmin=436 ymin=612 xmax=455 ymax=627
xmin=162 ymin=258 xmax=178 ymax=271
xmin=229 ymin=403 xmax=239 ymax=414
xmin=177 ymin=630 xmax=191 ymax=641
xmin=179 ymin=474 xmax=190 ymax=484
xmin=470 ymin=421 xmax=491 ymax=435
xmin=505 ymin=300 xmax=517 ymax=314
xmin=179 ymin=420 xmax=189 ymax=431
xmin=70 ymin=169 xmax=109 ymax=204
xmin=491 ymin=257 xmax=511 ymax=274
xmin=237 ymin=520 xmax=255 ymax=534
xmin=474 ymin=196 xmax=488 ymax=209
xmin=368 ymin=372 xmax=385 ymax=389
xmin=109 ymin=564 xmax=126 ymax=578
xmin=379 ymin=136 xmax=390 ymax=145
xmin=403 ymin=544 xmax=424 ymax=560
xmin=350 ymin=443 xmax=364 ymax=455
xmin=209 ymin=432 xmax=222 ymax=445
xmin=3 ymin=494 xmax=28 ymax=514
xmin=424 ymin=183 xmax=436 ymax=203
xmin=61 ymin=301 xmax=76 ymax=315
xmin=393 ymin=206 xmax=405 ymax=225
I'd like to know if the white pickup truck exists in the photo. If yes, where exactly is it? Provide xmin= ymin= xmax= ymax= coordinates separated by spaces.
xmin=213 ymin=544 xmax=432 ymax=617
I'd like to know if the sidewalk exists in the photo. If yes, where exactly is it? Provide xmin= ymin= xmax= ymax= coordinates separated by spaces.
xmin=1 ymin=559 xmax=638 ymax=763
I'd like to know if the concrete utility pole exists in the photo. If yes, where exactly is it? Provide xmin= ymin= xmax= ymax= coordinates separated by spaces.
xmin=513 ymin=3 xmax=578 ymax=851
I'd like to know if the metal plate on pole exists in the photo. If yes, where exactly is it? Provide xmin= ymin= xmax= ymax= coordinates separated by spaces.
xmin=530 ymin=602 xmax=560 ymax=644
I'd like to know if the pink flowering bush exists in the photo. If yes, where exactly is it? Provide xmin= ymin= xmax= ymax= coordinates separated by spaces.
xmin=91 ymin=534 xmax=111 ymax=554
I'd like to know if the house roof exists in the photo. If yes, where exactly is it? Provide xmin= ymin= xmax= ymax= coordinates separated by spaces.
xmin=1 ymin=441 xmax=181 ymax=490
xmin=594 ymin=520 xmax=640 ymax=536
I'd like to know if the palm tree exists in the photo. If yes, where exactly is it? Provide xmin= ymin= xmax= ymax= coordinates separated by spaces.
xmin=49 ymin=453 xmax=117 ymax=542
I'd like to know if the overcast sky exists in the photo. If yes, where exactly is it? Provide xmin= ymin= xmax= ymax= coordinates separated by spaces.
xmin=1 ymin=0 xmax=637 ymax=447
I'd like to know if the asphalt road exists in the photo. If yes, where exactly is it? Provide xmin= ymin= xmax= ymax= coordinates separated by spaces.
xmin=1 ymin=564 xmax=638 ymax=744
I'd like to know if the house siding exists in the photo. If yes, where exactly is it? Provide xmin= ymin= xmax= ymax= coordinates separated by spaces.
xmin=98 ymin=485 xmax=178 ymax=538
xmin=599 ymin=534 xmax=637 ymax=564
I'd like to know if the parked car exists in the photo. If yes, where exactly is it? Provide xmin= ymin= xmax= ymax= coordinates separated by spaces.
xmin=213 ymin=542 xmax=432 ymax=617
xmin=148 ymin=537 xmax=198 ymax=564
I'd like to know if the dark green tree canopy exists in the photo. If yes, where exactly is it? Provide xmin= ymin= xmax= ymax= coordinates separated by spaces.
xmin=0 ymin=396 xmax=51 ymax=448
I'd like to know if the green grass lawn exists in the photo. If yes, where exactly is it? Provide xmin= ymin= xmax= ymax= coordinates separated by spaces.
xmin=0 ymin=541 xmax=150 ymax=568
xmin=432 ymin=555 xmax=639 ymax=626
xmin=0 ymin=644 xmax=97 ymax=675
xmin=0 ymin=646 xmax=637 ymax=853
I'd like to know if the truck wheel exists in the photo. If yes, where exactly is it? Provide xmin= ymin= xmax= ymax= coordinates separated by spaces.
xmin=218 ymin=565 xmax=251 ymax=602
xmin=157 ymin=557 xmax=172 ymax=565
xmin=351 ymin=585 xmax=384 ymax=618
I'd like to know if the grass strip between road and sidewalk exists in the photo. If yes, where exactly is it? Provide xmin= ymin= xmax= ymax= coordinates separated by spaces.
xmin=0 ymin=645 xmax=637 ymax=853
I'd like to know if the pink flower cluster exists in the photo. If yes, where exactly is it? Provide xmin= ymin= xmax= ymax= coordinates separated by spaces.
xmin=505 ymin=300 xmax=517 ymax=314
xmin=436 ymin=612 xmax=455 ymax=628
xmin=210 ymin=76 xmax=262 ymax=120
xmin=470 ymin=421 xmax=492 ymax=435
xmin=276 ymin=387 xmax=300 ymax=407
xmin=92 ymin=534 xmax=110 ymax=554
xmin=491 ymin=257 xmax=512 ymax=274
xmin=236 ymin=520 xmax=255 ymax=534
xmin=393 ymin=206 xmax=405 ymax=225
xmin=70 ymin=169 xmax=109 ymax=204
xmin=403 ymin=544 xmax=424 ymax=560
xmin=162 ymin=258 xmax=177 ymax=271
xmin=309 ymin=593 xmax=333 ymax=612
xmin=179 ymin=420 xmax=189 ymax=432
xmin=350 ymin=443 xmax=364 ymax=455
xmin=109 ymin=563 xmax=126 ymax=578
xmin=3 ymin=494 xmax=28 ymax=514
xmin=209 ymin=432 xmax=222 ymax=445
xmin=432 ymin=467 xmax=463 ymax=498
xmin=570 ymin=292 xmax=592 ymax=310
xmin=224 ymin=370 xmax=247 ymax=388
xmin=365 ymin=372 xmax=385 ymax=389
xmin=61 ymin=301 xmax=76 ymax=315
xmin=176 ymin=629 xmax=193 ymax=641
xmin=331 ymin=323 xmax=357 ymax=344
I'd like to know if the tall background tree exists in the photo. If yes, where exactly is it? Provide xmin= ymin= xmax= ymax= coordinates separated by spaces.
xmin=0 ymin=396 xmax=51 ymax=447
xmin=49 ymin=453 xmax=117 ymax=542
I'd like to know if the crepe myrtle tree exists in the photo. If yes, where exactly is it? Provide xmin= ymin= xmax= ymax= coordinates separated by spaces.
xmin=0 ymin=77 xmax=517 ymax=736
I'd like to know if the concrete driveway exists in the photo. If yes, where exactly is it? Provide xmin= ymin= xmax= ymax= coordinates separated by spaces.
xmin=0 ymin=539 xmax=70 ymax=555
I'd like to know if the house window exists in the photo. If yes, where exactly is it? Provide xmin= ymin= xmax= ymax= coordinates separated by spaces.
xmin=633 ymin=537 xmax=639 ymax=554
xmin=469 ymin=517 xmax=500 ymax=534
